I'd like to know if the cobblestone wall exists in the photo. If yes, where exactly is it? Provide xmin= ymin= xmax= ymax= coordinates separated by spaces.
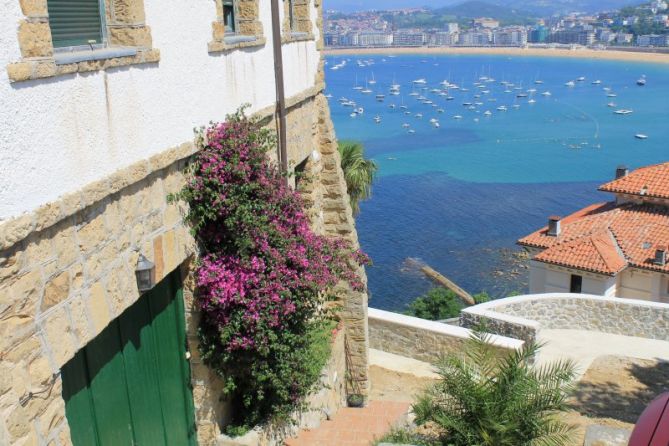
xmin=368 ymin=309 xmax=523 ymax=364
xmin=461 ymin=294 xmax=669 ymax=344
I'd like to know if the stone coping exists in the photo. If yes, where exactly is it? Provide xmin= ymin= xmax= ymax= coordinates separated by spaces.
xmin=467 ymin=293 xmax=669 ymax=315
xmin=7 ymin=48 xmax=161 ymax=83
xmin=461 ymin=293 xmax=669 ymax=341
xmin=208 ymin=37 xmax=267 ymax=54
xmin=0 ymin=84 xmax=325 ymax=252
xmin=368 ymin=308 xmax=524 ymax=351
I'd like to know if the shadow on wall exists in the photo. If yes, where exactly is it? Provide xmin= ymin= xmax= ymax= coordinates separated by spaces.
xmin=570 ymin=356 xmax=669 ymax=424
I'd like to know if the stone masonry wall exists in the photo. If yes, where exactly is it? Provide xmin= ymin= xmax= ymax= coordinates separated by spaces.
xmin=369 ymin=308 xmax=523 ymax=365
xmin=0 ymin=89 xmax=369 ymax=445
xmin=461 ymin=293 xmax=669 ymax=345
xmin=0 ymin=144 xmax=197 ymax=445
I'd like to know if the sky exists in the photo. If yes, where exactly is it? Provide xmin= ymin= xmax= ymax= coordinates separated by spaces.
xmin=324 ymin=0 xmax=455 ymax=12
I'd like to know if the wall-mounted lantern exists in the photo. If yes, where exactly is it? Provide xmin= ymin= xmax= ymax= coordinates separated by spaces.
xmin=135 ymin=254 xmax=155 ymax=292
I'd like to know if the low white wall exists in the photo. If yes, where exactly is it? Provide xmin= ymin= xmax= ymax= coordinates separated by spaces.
xmin=461 ymin=293 xmax=669 ymax=343
xmin=368 ymin=308 xmax=523 ymax=364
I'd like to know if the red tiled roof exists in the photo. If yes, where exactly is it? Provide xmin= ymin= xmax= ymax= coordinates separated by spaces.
xmin=519 ymin=203 xmax=669 ymax=275
xmin=534 ymin=231 xmax=627 ymax=275
xmin=599 ymin=162 xmax=669 ymax=199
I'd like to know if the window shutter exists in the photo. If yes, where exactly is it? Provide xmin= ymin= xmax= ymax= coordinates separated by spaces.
xmin=47 ymin=0 xmax=103 ymax=48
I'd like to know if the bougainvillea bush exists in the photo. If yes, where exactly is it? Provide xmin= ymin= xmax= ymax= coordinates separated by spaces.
xmin=170 ymin=109 xmax=367 ymax=431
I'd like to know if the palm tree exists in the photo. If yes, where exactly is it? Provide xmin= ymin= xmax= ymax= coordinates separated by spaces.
xmin=412 ymin=331 xmax=576 ymax=446
xmin=338 ymin=141 xmax=378 ymax=215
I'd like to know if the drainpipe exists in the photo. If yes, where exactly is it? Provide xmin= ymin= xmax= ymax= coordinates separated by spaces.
xmin=270 ymin=0 xmax=289 ymax=181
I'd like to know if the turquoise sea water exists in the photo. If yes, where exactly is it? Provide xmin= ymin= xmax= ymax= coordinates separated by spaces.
xmin=325 ymin=54 xmax=669 ymax=311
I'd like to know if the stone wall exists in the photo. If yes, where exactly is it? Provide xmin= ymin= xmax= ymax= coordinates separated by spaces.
xmin=0 ymin=145 xmax=196 ymax=445
xmin=0 ymin=88 xmax=370 ymax=445
xmin=461 ymin=293 xmax=669 ymax=344
xmin=368 ymin=308 xmax=523 ymax=364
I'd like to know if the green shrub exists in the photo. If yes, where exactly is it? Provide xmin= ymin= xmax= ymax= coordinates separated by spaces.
xmin=405 ymin=288 xmax=490 ymax=321
xmin=413 ymin=331 xmax=576 ymax=446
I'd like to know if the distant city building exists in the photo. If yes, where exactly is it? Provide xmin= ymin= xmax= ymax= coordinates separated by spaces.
xmin=529 ymin=26 xmax=549 ymax=43
xmin=549 ymin=29 xmax=595 ymax=46
xmin=637 ymin=34 xmax=669 ymax=46
xmin=430 ymin=31 xmax=459 ymax=46
xmin=445 ymin=23 xmax=459 ymax=33
xmin=598 ymin=29 xmax=616 ymax=43
xmin=392 ymin=31 xmax=425 ymax=46
xmin=492 ymin=28 xmax=528 ymax=46
xmin=616 ymin=33 xmax=634 ymax=44
xmin=358 ymin=32 xmax=393 ymax=46
xmin=459 ymin=30 xmax=492 ymax=46
xmin=473 ymin=17 xmax=500 ymax=29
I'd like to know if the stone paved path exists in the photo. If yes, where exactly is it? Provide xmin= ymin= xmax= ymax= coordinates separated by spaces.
xmin=285 ymin=400 xmax=411 ymax=446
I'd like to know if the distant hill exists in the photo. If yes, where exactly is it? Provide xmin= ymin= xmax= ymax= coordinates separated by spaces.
xmin=435 ymin=1 xmax=536 ymax=24
xmin=325 ymin=0 xmax=639 ymax=15
xmin=384 ymin=1 xmax=537 ymax=29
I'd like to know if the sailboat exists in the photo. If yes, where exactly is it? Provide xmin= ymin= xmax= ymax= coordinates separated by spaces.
xmin=361 ymin=79 xmax=372 ymax=94
xmin=353 ymin=74 xmax=362 ymax=91
xmin=369 ymin=72 xmax=377 ymax=85
xmin=637 ymin=75 xmax=646 ymax=86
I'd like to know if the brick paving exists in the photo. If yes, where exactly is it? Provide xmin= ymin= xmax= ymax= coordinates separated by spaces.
xmin=285 ymin=400 xmax=411 ymax=446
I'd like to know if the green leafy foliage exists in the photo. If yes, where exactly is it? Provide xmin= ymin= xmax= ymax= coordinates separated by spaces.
xmin=413 ymin=331 xmax=576 ymax=446
xmin=405 ymin=288 xmax=490 ymax=321
xmin=338 ymin=141 xmax=378 ymax=215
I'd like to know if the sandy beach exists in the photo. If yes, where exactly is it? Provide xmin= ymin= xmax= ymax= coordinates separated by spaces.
xmin=324 ymin=46 xmax=669 ymax=64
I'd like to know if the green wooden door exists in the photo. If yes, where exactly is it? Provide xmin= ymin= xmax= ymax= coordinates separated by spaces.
xmin=61 ymin=269 xmax=197 ymax=446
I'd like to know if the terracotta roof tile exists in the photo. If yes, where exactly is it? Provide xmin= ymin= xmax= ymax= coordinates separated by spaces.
xmin=534 ymin=231 xmax=626 ymax=275
xmin=599 ymin=162 xmax=669 ymax=199
xmin=519 ymin=203 xmax=669 ymax=275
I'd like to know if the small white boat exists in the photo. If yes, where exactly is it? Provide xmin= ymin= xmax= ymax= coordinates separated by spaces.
xmin=409 ymin=92 xmax=419 ymax=97
xmin=635 ymin=133 xmax=648 ymax=139
xmin=374 ymin=115 xmax=381 ymax=124
xmin=614 ymin=109 xmax=633 ymax=115
xmin=402 ymin=123 xmax=410 ymax=128
xmin=496 ymin=106 xmax=508 ymax=111
xmin=516 ymin=93 xmax=528 ymax=98
xmin=399 ymin=105 xmax=408 ymax=110
xmin=350 ymin=112 xmax=357 ymax=118
xmin=541 ymin=91 xmax=552 ymax=96
xmin=592 ymin=80 xmax=602 ymax=85
xmin=483 ymin=110 xmax=492 ymax=116
xmin=376 ymin=94 xmax=385 ymax=102
xmin=361 ymin=88 xmax=372 ymax=94
xmin=369 ymin=73 xmax=377 ymax=85
xmin=404 ymin=111 xmax=411 ymax=115
xmin=412 ymin=78 xmax=427 ymax=85
xmin=607 ymin=93 xmax=617 ymax=97
xmin=565 ymin=81 xmax=575 ymax=87
xmin=415 ymin=113 xmax=423 ymax=119
xmin=433 ymin=122 xmax=440 ymax=128
xmin=437 ymin=108 xmax=444 ymax=113
xmin=389 ymin=104 xmax=396 ymax=109
xmin=528 ymin=99 xmax=536 ymax=104
xmin=607 ymin=102 xmax=616 ymax=107
xmin=534 ymin=80 xmax=544 ymax=84
xmin=512 ymin=104 xmax=520 ymax=109
xmin=453 ymin=115 xmax=463 ymax=120
xmin=429 ymin=118 xmax=438 ymax=123
xmin=408 ymin=129 xmax=416 ymax=134
xmin=325 ymin=93 xmax=333 ymax=98
xmin=527 ymin=88 xmax=537 ymax=93
xmin=637 ymin=75 xmax=646 ymax=86
xmin=577 ymin=76 xmax=586 ymax=82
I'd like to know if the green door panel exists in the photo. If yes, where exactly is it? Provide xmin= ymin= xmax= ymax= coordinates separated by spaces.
xmin=61 ymin=269 xmax=197 ymax=446
xmin=85 ymin=320 xmax=135 ymax=445
xmin=118 ymin=296 xmax=169 ymax=445
xmin=148 ymin=275 xmax=192 ymax=445
xmin=61 ymin=352 xmax=99 ymax=445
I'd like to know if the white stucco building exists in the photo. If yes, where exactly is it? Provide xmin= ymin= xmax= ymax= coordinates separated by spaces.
xmin=0 ymin=0 xmax=371 ymax=444
xmin=519 ymin=164 xmax=669 ymax=303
